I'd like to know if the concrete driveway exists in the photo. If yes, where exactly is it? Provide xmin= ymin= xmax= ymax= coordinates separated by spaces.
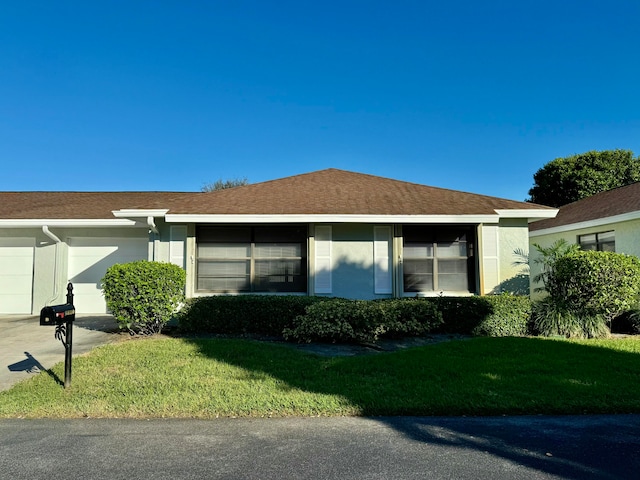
xmin=0 ymin=314 xmax=121 ymax=391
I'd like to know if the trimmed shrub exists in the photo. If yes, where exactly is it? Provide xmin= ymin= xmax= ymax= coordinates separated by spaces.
xmin=378 ymin=298 xmax=444 ymax=338
xmin=177 ymin=295 xmax=329 ymax=335
xmin=426 ymin=296 xmax=493 ymax=334
xmin=551 ymin=251 xmax=640 ymax=321
xmin=102 ymin=261 xmax=186 ymax=335
xmin=424 ymin=295 xmax=531 ymax=336
xmin=472 ymin=294 xmax=532 ymax=337
xmin=283 ymin=298 xmax=443 ymax=344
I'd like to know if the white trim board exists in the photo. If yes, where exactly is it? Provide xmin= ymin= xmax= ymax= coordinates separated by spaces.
xmin=529 ymin=210 xmax=640 ymax=237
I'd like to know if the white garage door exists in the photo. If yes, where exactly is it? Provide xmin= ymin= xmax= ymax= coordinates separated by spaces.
xmin=0 ymin=238 xmax=35 ymax=314
xmin=68 ymin=237 xmax=149 ymax=314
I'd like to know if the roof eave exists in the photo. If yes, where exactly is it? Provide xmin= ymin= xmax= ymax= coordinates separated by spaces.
xmin=496 ymin=209 xmax=559 ymax=222
xmin=529 ymin=210 xmax=640 ymax=237
xmin=0 ymin=219 xmax=141 ymax=228
xmin=164 ymin=213 xmax=505 ymax=224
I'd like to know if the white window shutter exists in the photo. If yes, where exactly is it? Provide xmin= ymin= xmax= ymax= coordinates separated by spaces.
xmin=314 ymin=226 xmax=332 ymax=294
xmin=374 ymin=226 xmax=392 ymax=294
xmin=481 ymin=225 xmax=500 ymax=294
xmin=170 ymin=226 xmax=187 ymax=269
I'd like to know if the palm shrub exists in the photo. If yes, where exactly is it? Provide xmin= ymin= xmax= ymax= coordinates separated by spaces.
xmin=531 ymin=247 xmax=640 ymax=338
xmin=102 ymin=261 xmax=186 ymax=335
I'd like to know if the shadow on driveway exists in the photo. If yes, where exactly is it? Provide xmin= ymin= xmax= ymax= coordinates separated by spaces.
xmin=0 ymin=315 xmax=121 ymax=391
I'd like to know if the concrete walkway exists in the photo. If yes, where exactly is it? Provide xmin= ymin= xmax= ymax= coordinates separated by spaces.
xmin=0 ymin=315 xmax=122 ymax=391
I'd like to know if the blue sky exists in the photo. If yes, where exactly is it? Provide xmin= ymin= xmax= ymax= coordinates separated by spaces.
xmin=1 ymin=1 xmax=639 ymax=201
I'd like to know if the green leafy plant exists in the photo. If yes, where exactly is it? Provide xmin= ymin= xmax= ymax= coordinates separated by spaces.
xmin=551 ymin=251 xmax=640 ymax=321
xmin=471 ymin=294 xmax=532 ymax=337
xmin=177 ymin=295 xmax=329 ymax=335
xmin=283 ymin=298 xmax=443 ymax=344
xmin=102 ymin=261 xmax=186 ymax=335
xmin=530 ymin=239 xmax=579 ymax=293
xmin=530 ymin=247 xmax=640 ymax=338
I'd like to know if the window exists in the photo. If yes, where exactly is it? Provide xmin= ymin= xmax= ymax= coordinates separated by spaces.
xmin=403 ymin=226 xmax=475 ymax=293
xmin=578 ymin=231 xmax=615 ymax=252
xmin=197 ymin=226 xmax=307 ymax=293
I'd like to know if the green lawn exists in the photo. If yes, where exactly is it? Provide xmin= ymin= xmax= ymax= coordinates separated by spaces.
xmin=1 ymin=336 xmax=640 ymax=418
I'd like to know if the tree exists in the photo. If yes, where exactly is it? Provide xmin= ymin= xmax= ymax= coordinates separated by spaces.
xmin=527 ymin=149 xmax=640 ymax=207
xmin=201 ymin=177 xmax=248 ymax=192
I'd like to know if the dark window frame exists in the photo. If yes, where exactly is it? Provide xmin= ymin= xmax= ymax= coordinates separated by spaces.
xmin=402 ymin=225 xmax=476 ymax=294
xmin=196 ymin=225 xmax=308 ymax=293
xmin=578 ymin=231 xmax=615 ymax=252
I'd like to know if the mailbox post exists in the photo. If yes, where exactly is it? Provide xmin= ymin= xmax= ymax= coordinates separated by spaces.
xmin=40 ymin=283 xmax=76 ymax=388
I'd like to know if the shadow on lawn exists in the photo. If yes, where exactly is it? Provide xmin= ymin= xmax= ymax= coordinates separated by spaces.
xmin=183 ymin=335 xmax=640 ymax=479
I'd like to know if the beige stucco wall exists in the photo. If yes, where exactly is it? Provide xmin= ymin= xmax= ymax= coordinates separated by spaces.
xmin=528 ymin=217 xmax=640 ymax=299
xmin=479 ymin=219 xmax=531 ymax=295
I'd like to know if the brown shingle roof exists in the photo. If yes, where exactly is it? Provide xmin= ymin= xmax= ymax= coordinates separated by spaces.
xmin=0 ymin=192 xmax=189 ymax=219
xmin=0 ymin=169 xmax=552 ymax=220
xmin=529 ymin=181 xmax=640 ymax=231
xmin=159 ymin=169 xmax=551 ymax=216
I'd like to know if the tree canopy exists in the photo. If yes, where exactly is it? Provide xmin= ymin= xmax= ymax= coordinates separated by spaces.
xmin=527 ymin=149 xmax=640 ymax=207
xmin=201 ymin=177 xmax=249 ymax=192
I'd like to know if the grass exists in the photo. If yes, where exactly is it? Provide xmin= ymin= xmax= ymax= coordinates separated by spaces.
xmin=1 ymin=335 xmax=640 ymax=418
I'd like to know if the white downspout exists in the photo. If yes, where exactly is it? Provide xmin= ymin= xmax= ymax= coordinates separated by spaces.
xmin=147 ymin=216 xmax=159 ymax=261
xmin=42 ymin=226 xmax=62 ymax=305
xmin=147 ymin=216 xmax=159 ymax=234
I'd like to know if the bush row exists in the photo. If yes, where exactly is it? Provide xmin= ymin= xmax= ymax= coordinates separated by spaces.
xmin=177 ymin=293 xmax=533 ymax=342
xmin=283 ymin=298 xmax=443 ymax=344
xmin=177 ymin=295 xmax=329 ymax=335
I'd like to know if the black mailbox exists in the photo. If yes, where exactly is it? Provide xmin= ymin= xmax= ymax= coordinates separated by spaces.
xmin=40 ymin=304 xmax=76 ymax=326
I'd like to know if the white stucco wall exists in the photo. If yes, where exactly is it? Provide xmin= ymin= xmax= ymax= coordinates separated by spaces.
xmin=0 ymin=227 xmax=150 ymax=313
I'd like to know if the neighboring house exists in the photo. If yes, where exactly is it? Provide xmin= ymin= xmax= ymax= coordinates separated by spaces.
xmin=529 ymin=181 xmax=640 ymax=297
xmin=0 ymin=169 xmax=556 ymax=314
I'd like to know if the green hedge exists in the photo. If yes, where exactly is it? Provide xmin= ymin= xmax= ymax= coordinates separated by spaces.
xmin=177 ymin=294 xmax=532 ymax=342
xmin=177 ymin=295 xmax=329 ymax=335
xmin=283 ymin=298 xmax=443 ymax=344
xmin=471 ymin=294 xmax=532 ymax=337
xmin=424 ymin=294 xmax=531 ymax=336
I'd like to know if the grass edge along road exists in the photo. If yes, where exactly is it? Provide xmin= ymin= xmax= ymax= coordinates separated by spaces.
xmin=1 ymin=336 xmax=639 ymax=418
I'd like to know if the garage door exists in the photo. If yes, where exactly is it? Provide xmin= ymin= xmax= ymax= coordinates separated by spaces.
xmin=0 ymin=238 xmax=35 ymax=314
xmin=68 ymin=237 xmax=149 ymax=314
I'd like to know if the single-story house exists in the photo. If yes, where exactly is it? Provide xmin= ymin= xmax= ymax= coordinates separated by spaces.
xmin=529 ymin=181 xmax=640 ymax=297
xmin=0 ymin=169 xmax=557 ymax=314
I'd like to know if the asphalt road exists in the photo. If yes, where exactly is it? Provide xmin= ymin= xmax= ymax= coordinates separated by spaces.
xmin=1 ymin=415 xmax=639 ymax=479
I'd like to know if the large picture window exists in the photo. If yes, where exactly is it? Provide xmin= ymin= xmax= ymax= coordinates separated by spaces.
xmin=403 ymin=226 xmax=475 ymax=293
xmin=197 ymin=226 xmax=307 ymax=293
